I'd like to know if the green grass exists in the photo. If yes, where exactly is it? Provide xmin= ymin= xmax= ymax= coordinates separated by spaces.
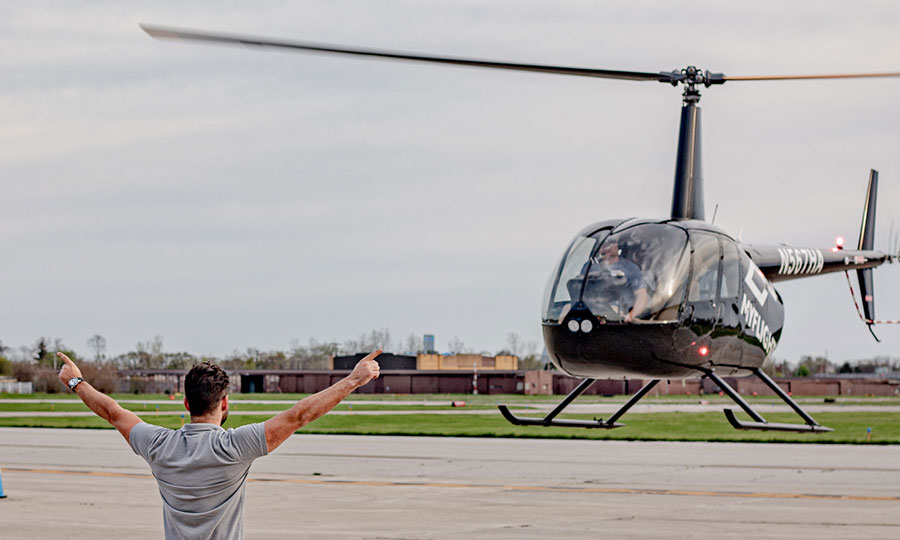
xmin=0 ymin=402 xmax=497 ymax=413
xmin=0 ymin=411 xmax=896 ymax=444
xmin=5 ymin=392 xmax=899 ymax=406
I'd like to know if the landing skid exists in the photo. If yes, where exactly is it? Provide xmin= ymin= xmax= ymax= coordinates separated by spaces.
xmin=702 ymin=368 xmax=833 ymax=433
xmin=498 ymin=366 xmax=831 ymax=433
xmin=498 ymin=378 xmax=660 ymax=428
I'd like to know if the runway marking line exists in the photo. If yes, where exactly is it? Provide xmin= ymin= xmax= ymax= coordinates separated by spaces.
xmin=7 ymin=466 xmax=899 ymax=502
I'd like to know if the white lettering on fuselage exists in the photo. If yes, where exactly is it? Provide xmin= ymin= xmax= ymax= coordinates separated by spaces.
xmin=744 ymin=265 xmax=769 ymax=306
xmin=777 ymin=247 xmax=824 ymax=276
xmin=740 ymin=293 xmax=776 ymax=356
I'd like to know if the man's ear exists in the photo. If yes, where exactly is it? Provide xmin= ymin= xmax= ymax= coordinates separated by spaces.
xmin=183 ymin=397 xmax=190 ymax=413
xmin=221 ymin=394 xmax=228 ymax=412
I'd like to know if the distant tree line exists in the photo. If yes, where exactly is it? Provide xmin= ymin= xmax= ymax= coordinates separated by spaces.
xmin=5 ymin=333 xmax=897 ymax=393
xmin=0 ymin=331 xmax=546 ymax=393
xmin=763 ymin=354 xmax=900 ymax=378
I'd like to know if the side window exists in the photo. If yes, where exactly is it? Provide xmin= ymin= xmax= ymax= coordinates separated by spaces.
xmin=542 ymin=230 xmax=610 ymax=322
xmin=551 ymin=236 xmax=598 ymax=305
xmin=720 ymin=241 xmax=740 ymax=299
xmin=688 ymin=232 xmax=720 ymax=302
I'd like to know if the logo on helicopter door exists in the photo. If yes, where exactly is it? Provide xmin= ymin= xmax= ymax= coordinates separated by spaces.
xmin=739 ymin=293 xmax=776 ymax=355
xmin=741 ymin=261 xmax=776 ymax=355
xmin=743 ymin=264 xmax=768 ymax=306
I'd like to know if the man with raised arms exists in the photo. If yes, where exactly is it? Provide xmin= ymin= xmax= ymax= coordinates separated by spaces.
xmin=57 ymin=349 xmax=381 ymax=539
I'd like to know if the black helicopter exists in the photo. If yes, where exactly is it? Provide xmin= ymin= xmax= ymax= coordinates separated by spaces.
xmin=141 ymin=25 xmax=897 ymax=433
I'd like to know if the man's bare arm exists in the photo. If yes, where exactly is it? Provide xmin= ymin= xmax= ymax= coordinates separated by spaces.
xmin=626 ymin=288 xmax=650 ymax=323
xmin=57 ymin=352 xmax=142 ymax=443
xmin=264 ymin=350 xmax=381 ymax=453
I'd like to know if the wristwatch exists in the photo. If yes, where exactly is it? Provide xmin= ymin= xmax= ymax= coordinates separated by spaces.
xmin=67 ymin=377 xmax=85 ymax=391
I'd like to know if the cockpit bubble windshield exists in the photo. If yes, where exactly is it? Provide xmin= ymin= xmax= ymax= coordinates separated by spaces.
xmin=543 ymin=224 xmax=690 ymax=323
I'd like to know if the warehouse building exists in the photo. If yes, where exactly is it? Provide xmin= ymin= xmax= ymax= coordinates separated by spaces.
xmin=118 ymin=368 xmax=898 ymax=397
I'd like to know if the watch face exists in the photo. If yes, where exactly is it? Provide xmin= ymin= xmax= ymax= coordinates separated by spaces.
xmin=68 ymin=377 xmax=82 ymax=389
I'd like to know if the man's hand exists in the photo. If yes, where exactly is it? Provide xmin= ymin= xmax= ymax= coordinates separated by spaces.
xmin=348 ymin=350 xmax=382 ymax=388
xmin=57 ymin=352 xmax=83 ymax=387
xmin=626 ymin=288 xmax=650 ymax=323
xmin=264 ymin=349 xmax=383 ymax=453
xmin=55 ymin=351 xmax=141 ymax=442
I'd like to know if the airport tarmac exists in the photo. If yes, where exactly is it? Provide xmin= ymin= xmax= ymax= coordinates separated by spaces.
xmin=1 ymin=427 xmax=899 ymax=539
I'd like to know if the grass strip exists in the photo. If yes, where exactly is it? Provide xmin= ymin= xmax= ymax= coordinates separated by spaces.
xmin=5 ymin=392 xmax=899 ymax=406
xmin=0 ymin=402 xmax=496 ymax=413
xmin=0 ymin=411 xmax=897 ymax=444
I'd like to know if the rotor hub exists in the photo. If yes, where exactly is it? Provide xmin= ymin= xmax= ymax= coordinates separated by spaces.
xmin=661 ymin=66 xmax=725 ymax=103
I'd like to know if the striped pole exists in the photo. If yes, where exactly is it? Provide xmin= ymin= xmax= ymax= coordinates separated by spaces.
xmin=844 ymin=271 xmax=900 ymax=324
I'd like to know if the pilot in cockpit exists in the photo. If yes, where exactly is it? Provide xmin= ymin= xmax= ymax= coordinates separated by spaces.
xmin=581 ymin=240 xmax=650 ymax=323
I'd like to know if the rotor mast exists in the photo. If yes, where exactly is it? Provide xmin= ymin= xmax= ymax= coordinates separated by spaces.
xmin=666 ymin=67 xmax=723 ymax=221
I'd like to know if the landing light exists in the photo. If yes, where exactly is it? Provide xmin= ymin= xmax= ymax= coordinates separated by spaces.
xmin=835 ymin=236 xmax=845 ymax=250
xmin=698 ymin=346 xmax=709 ymax=356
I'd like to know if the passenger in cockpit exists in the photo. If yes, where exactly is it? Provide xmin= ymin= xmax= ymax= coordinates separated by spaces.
xmin=583 ymin=240 xmax=650 ymax=322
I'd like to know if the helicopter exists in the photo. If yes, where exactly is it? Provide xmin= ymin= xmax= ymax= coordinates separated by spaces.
xmin=141 ymin=24 xmax=898 ymax=433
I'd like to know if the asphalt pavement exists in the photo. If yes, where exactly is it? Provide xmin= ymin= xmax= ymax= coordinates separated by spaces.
xmin=1 ymin=427 xmax=898 ymax=539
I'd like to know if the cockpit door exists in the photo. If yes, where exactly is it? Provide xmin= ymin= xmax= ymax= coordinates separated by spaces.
xmin=686 ymin=231 xmax=722 ymax=330
xmin=718 ymin=239 xmax=742 ymax=330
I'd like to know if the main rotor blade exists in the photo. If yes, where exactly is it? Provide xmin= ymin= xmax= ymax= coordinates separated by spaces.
xmin=725 ymin=72 xmax=900 ymax=81
xmin=141 ymin=24 xmax=666 ymax=83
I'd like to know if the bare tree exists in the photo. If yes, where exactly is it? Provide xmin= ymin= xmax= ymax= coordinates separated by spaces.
xmin=519 ymin=340 xmax=543 ymax=370
xmin=15 ymin=345 xmax=32 ymax=363
xmin=341 ymin=328 xmax=394 ymax=354
xmin=288 ymin=338 xmax=337 ymax=369
xmin=34 ymin=337 xmax=69 ymax=370
xmin=135 ymin=335 xmax=166 ymax=369
xmin=368 ymin=328 xmax=393 ymax=352
xmin=447 ymin=336 xmax=469 ymax=355
xmin=87 ymin=334 xmax=107 ymax=362
xmin=505 ymin=332 xmax=523 ymax=358
xmin=403 ymin=333 xmax=422 ymax=355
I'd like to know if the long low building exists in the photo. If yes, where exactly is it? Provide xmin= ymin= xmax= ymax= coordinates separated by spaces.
xmin=330 ymin=353 xmax=519 ymax=371
xmin=118 ymin=369 xmax=899 ymax=397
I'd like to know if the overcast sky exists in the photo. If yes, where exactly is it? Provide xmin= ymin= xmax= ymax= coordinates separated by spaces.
xmin=2 ymin=1 xmax=898 ymax=364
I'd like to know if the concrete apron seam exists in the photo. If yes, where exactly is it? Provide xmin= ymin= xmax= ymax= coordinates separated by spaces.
xmin=5 ymin=466 xmax=898 ymax=502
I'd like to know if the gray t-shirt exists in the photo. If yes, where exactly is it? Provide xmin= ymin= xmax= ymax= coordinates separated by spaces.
xmin=129 ymin=421 xmax=269 ymax=539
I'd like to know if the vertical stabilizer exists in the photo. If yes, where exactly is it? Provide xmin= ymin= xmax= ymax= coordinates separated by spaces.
xmin=856 ymin=169 xmax=878 ymax=340
xmin=857 ymin=170 xmax=878 ymax=251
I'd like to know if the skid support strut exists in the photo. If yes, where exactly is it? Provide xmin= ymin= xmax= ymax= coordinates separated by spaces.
xmin=703 ymin=369 xmax=832 ymax=433
xmin=499 ymin=379 xmax=660 ymax=429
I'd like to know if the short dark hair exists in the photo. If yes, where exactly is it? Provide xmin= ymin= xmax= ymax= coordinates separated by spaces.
xmin=185 ymin=362 xmax=230 ymax=417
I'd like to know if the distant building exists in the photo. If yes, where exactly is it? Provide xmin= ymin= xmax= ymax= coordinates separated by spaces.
xmin=331 ymin=353 xmax=518 ymax=371
xmin=0 ymin=377 xmax=32 ymax=394
xmin=416 ymin=353 xmax=518 ymax=370
xmin=423 ymin=334 xmax=435 ymax=353
xmin=331 ymin=353 xmax=417 ymax=370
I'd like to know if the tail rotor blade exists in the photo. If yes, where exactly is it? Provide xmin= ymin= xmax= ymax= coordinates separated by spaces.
xmin=724 ymin=72 xmax=900 ymax=82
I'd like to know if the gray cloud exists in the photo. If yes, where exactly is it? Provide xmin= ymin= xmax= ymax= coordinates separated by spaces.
xmin=2 ymin=1 xmax=898 ymax=362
